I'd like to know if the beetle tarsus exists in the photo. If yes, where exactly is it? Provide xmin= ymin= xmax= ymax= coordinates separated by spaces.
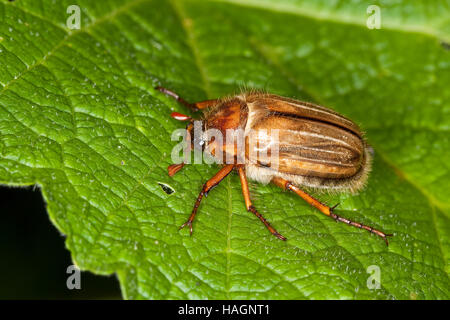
xmin=272 ymin=177 xmax=392 ymax=246
xmin=249 ymin=205 xmax=287 ymax=241
xmin=329 ymin=211 xmax=392 ymax=245
xmin=273 ymin=232 xmax=287 ymax=241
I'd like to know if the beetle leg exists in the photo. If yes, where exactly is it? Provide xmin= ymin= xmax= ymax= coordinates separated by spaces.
xmin=168 ymin=163 xmax=185 ymax=177
xmin=272 ymin=177 xmax=393 ymax=245
xmin=238 ymin=166 xmax=286 ymax=241
xmin=180 ymin=164 xmax=235 ymax=235
xmin=156 ymin=86 xmax=218 ymax=112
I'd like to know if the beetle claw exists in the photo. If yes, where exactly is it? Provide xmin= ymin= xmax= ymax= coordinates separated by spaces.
xmin=179 ymin=220 xmax=193 ymax=235
xmin=274 ymin=232 xmax=287 ymax=241
xmin=383 ymin=233 xmax=394 ymax=246
xmin=331 ymin=203 xmax=340 ymax=211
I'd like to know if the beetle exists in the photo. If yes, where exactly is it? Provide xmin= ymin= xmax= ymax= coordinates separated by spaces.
xmin=157 ymin=86 xmax=393 ymax=245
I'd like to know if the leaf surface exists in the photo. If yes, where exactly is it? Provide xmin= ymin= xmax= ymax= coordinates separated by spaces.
xmin=0 ymin=0 xmax=449 ymax=299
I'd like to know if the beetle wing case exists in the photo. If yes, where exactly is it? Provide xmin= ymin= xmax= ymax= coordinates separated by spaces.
xmin=241 ymin=92 xmax=372 ymax=194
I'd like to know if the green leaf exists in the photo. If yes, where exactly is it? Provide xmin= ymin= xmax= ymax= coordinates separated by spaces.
xmin=0 ymin=0 xmax=449 ymax=299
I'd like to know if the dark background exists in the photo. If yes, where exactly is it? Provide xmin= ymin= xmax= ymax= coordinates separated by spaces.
xmin=0 ymin=186 xmax=121 ymax=299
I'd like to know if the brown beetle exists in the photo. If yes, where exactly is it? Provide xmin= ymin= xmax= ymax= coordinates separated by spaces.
xmin=157 ymin=86 xmax=392 ymax=245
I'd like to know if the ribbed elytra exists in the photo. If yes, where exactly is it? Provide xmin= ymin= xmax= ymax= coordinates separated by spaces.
xmin=158 ymin=86 xmax=392 ymax=245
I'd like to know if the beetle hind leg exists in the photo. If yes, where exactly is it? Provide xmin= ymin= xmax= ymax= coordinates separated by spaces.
xmin=238 ymin=166 xmax=286 ymax=241
xmin=272 ymin=177 xmax=393 ymax=245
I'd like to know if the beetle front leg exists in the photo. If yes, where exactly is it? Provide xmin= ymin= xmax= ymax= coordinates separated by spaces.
xmin=272 ymin=177 xmax=393 ymax=245
xmin=168 ymin=163 xmax=186 ymax=177
xmin=156 ymin=86 xmax=219 ymax=112
xmin=180 ymin=164 xmax=235 ymax=235
xmin=238 ymin=166 xmax=286 ymax=241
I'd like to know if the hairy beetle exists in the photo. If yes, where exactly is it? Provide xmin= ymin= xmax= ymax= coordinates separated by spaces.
xmin=157 ymin=86 xmax=392 ymax=245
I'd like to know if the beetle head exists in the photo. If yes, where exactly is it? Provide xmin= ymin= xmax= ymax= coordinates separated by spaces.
xmin=168 ymin=112 xmax=209 ymax=177
xmin=170 ymin=112 xmax=206 ymax=152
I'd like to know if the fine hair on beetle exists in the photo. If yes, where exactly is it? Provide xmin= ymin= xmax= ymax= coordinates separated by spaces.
xmin=158 ymin=86 xmax=392 ymax=245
